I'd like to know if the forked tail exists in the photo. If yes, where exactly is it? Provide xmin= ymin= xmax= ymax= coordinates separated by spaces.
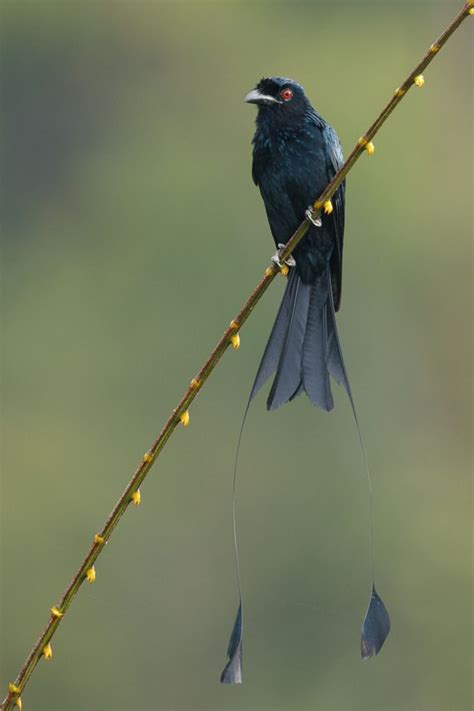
xmin=250 ymin=264 xmax=350 ymax=409
xmin=220 ymin=264 xmax=391 ymax=683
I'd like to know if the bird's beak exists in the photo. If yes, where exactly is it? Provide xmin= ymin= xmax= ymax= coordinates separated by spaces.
xmin=244 ymin=89 xmax=281 ymax=106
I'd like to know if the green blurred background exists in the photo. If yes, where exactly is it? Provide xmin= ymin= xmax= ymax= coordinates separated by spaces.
xmin=1 ymin=1 xmax=472 ymax=710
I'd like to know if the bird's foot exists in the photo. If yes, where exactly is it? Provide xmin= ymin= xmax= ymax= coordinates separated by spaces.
xmin=272 ymin=244 xmax=296 ymax=269
xmin=305 ymin=207 xmax=322 ymax=227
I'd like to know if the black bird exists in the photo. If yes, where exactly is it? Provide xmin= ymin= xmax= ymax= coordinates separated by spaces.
xmin=220 ymin=77 xmax=390 ymax=684
xmin=246 ymin=76 xmax=348 ymax=411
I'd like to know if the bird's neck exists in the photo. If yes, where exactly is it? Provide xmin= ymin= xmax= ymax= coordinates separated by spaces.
xmin=253 ymin=118 xmax=298 ymax=154
xmin=253 ymin=108 xmax=322 ymax=155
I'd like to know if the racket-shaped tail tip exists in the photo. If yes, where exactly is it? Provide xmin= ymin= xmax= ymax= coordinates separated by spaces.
xmin=361 ymin=585 xmax=390 ymax=660
xmin=220 ymin=603 xmax=243 ymax=684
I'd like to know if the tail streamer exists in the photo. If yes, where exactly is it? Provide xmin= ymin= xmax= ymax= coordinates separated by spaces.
xmin=325 ymin=265 xmax=390 ymax=658
xmin=219 ymin=399 xmax=252 ymax=683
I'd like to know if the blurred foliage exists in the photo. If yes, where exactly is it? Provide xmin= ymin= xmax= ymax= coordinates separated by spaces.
xmin=1 ymin=1 xmax=472 ymax=710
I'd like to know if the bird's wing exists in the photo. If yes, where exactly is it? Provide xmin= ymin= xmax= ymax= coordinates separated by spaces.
xmin=252 ymin=150 xmax=300 ymax=247
xmin=259 ymin=176 xmax=301 ymax=248
xmin=323 ymin=125 xmax=345 ymax=311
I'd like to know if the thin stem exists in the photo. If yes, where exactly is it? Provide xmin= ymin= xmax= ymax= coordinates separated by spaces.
xmin=2 ymin=3 xmax=471 ymax=708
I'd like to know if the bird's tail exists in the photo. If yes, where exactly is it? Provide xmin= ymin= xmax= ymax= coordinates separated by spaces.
xmin=220 ymin=265 xmax=391 ymax=684
xmin=250 ymin=264 xmax=350 ymax=410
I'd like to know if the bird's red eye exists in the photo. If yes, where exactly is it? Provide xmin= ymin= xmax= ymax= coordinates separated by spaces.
xmin=280 ymin=88 xmax=293 ymax=102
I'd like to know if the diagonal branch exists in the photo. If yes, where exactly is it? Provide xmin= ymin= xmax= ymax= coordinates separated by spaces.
xmin=2 ymin=3 xmax=472 ymax=709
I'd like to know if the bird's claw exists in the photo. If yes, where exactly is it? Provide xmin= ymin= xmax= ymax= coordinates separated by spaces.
xmin=305 ymin=207 xmax=322 ymax=227
xmin=272 ymin=244 xmax=296 ymax=269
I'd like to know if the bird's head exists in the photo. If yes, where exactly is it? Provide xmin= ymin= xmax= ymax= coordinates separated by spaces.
xmin=245 ymin=77 xmax=309 ymax=117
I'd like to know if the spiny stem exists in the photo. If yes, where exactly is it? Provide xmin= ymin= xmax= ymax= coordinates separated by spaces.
xmin=2 ymin=3 xmax=471 ymax=709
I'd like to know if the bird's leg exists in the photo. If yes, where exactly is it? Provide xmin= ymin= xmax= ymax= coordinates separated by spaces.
xmin=305 ymin=207 xmax=322 ymax=227
xmin=271 ymin=243 xmax=296 ymax=269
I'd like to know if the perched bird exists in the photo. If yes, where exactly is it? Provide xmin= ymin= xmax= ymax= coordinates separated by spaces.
xmin=245 ymin=76 xmax=348 ymax=411
xmin=220 ymin=77 xmax=390 ymax=684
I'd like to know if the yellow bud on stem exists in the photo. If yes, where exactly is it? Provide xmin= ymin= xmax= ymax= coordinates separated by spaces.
xmin=179 ymin=410 xmax=190 ymax=426
xmin=230 ymin=333 xmax=241 ymax=349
